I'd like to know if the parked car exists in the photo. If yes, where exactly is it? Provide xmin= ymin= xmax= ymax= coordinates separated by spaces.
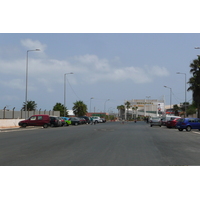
xmin=70 ymin=117 xmax=81 ymax=125
xmin=176 ymin=118 xmax=200 ymax=132
xmin=161 ymin=115 xmax=181 ymax=126
xmin=79 ymin=116 xmax=91 ymax=124
xmin=58 ymin=117 xmax=66 ymax=126
xmin=92 ymin=116 xmax=101 ymax=123
xmin=50 ymin=116 xmax=62 ymax=127
xmin=18 ymin=114 xmax=50 ymax=128
xmin=100 ymin=118 xmax=106 ymax=123
xmin=150 ymin=117 xmax=162 ymax=127
xmin=166 ymin=118 xmax=181 ymax=128
xmin=79 ymin=117 xmax=86 ymax=124
xmin=62 ymin=117 xmax=71 ymax=126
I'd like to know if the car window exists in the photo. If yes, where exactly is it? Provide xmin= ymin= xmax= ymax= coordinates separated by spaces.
xmin=189 ymin=119 xmax=195 ymax=122
xmin=30 ymin=116 xmax=36 ymax=120
xmin=38 ymin=116 xmax=43 ymax=120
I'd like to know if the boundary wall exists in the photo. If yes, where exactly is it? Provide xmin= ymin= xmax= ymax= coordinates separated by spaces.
xmin=0 ymin=110 xmax=60 ymax=119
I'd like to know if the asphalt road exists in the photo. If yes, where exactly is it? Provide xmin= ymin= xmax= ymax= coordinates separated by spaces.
xmin=1 ymin=121 xmax=200 ymax=166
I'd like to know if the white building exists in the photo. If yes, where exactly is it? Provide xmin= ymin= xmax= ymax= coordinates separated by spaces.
xmin=122 ymin=98 xmax=165 ymax=119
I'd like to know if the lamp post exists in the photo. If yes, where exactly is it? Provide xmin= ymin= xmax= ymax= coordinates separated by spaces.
xmin=164 ymin=86 xmax=172 ymax=110
xmin=64 ymin=72 xmax=73 ymax=117
xmin=104 ymin=99 xmax=110 ymax=113
xmin=176 ymin=72 xmax=187 ymax=117
xmin=90 ymin=97 xmax=94 ymax=113
xmin=25 ymin=49 xmax=40 ymax=119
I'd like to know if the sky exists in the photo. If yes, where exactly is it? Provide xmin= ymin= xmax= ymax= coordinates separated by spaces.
xmin=0 ymin=33 xmax=199 ymax=113
xmin=1 ymin=1 xmax=200 ymax=114
xmin=2 ymin=1 xmax=200 ymax=199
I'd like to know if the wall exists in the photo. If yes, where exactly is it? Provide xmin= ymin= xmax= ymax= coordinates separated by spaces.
xmin=0 ymin=110 xmax=60 ymax=119
xmin=0 ymin=119 xmax=22 ymax=128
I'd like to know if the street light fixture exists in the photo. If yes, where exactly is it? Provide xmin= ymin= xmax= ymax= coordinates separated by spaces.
xmin=64 ymin=72 xmax=73 ymax=117
xmin=176 ymin=72 xmax=187 ymax=117
xmin=25 ymin=49 xmax=40 ymax=119
xmin=164 ymin=86 xmax=172 ymax=110
xmin=104 ymin=99 xmax=110 ymax=113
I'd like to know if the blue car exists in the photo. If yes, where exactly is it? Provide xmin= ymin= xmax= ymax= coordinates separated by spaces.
xmin=176 ymin=118 xmax=200 ymax=132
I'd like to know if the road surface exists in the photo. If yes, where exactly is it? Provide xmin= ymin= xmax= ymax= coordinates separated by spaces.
xmin=1 ymin=121 xmax=200 ymax=166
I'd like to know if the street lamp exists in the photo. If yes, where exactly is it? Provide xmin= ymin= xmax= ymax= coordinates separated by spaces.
xmin=64 ymin=72 xmax=73 ymax=117
xmin=90 ymin=97 xmax=94 ymax=113
xmin=104 ymin=99 xmax=110 ymax=113
xmin=164 ymin=86 xmax=172 ymax=110
xmin=176 ymin=72 xmax=187 ymax=117
xmin=25 ymin=49 xmax=40 ymax=119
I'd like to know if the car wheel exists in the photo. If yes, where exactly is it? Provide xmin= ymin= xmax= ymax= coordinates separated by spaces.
xmin=178 ymin=128 xmax=183 ymax=131
xmin=43 ymin=124 xmax=48 ymax=128
xmin=22 ymin=123 xmax=27 ymax=128
xmin=75 ymin=122 xmax=78 ymax=126
xmin=150 ymin=125 xmax=152 ymax=127
xmin=51 ymin=124 xmax=54 ymax=127
xmin=186 ymin=126 xmax=192 ymax=132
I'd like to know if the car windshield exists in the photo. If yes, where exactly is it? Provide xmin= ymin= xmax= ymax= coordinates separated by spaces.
xmin=152 ymin=117 xmax=160 ymax=120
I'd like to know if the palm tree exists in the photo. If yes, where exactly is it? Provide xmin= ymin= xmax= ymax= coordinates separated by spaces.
xmin=132 ymin=106 xmax=138 ymax=119
xmin=117 ymin=105 xmax=125 ymax=119
xmin=125 ymin=101 xmax=131 ymax=120
xmin=22 ymin=100 xmax=37 ymax=111
xmin=53 ymin=102 xmax=68 ymax=117
xmin=188 ymin=56 xmax=200 ymax=117
xmin=173 ymin=104 xmax=180 ymax=116
xmin=72 ymin=100 xmax=87 ymax=116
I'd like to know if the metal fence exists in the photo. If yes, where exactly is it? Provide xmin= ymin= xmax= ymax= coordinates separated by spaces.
xmin=0 ymin=110 xmax=60 ymax=119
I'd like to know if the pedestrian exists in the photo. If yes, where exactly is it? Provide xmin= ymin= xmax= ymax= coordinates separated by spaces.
xmin=90 ymin=117 xmax=93 ymax=125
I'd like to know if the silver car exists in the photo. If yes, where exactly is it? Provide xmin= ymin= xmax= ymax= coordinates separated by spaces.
xmin=150 ymin=117 xmax=162 ymax=127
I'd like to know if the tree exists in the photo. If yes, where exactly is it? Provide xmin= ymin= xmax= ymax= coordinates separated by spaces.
xmin=173 ymin=104 xmax=180 ymax=116
xmin=117 ymin=105 xmax=125 ymax=119
xmin=22 ymin=100 xmax=37 ymax=111
xmin=53 ymin=102 xmax=68 ymax=117
xmin=72 ymin=100 xmax=87 ymax=117
xmin=188 ymin=56 xmax=200 ymax=117
xmin=186 ymin=102 xmax=197 ymax=116
xmin=132 ymin=106 xmax=138 ymax=119
xmin=125 ymin=101 xmax=131 ymax=120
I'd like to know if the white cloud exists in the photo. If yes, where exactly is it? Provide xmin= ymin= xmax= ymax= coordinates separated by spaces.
xmin=0 ymin=42 xmax=170 ymax=91
xmin=21 ymin=39 xmax=47 ymax=52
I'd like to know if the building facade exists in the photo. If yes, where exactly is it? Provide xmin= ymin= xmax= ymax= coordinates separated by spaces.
xmin=119 ymin=98 xmax=165 ymax=120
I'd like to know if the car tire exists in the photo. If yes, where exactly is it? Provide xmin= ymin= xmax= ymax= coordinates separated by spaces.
xmin=43 ymin=124 xmax=48 ymax=128
xmin=51 ymin=124 xmax=54 ymax=127
xmin=186 ymin=126 xmax=192 ymax=132
xmin=178 ymin=128 xmax=183 ymax=131
xmin=22 ymin=123 xmax=27 ymax=128
xmin=150 ymin=125 xmax=152 ymax=127
xmin=75 ymin=122 xmax=78 ymax=126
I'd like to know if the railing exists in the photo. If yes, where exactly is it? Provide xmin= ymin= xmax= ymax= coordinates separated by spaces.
xmin=0 ymin=109 xmax=60 ymax=119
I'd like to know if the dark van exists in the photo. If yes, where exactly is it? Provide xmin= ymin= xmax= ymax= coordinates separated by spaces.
xmin=18 ymin=115 xmax=50 ymax=128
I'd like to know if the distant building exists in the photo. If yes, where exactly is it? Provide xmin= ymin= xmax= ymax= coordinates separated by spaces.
xmin=119 ymin=98 xmax=165 ymax=119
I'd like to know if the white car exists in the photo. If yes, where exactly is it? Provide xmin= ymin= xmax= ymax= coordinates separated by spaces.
xmin=92 ymin=116 xmax=101 ymax=123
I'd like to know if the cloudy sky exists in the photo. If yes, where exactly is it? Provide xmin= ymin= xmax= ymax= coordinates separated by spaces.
xmin=1 ymin=0 xmax=200 ymax=113
xmin=1 ymin=33 xmax=199 ymax=112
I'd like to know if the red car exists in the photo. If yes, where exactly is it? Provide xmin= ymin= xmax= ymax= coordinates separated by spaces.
xmin=166 ymin=118 xmax=180 ymax=128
